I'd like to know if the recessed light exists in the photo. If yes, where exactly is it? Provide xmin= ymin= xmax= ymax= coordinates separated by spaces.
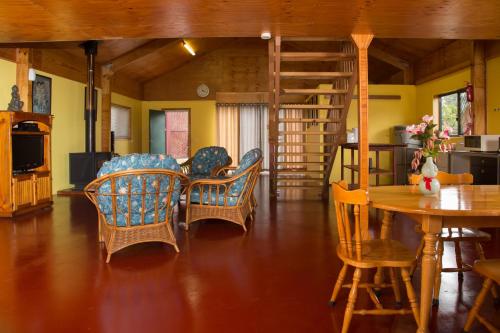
xmin=261 ymin=32 xmax=272 ymax=40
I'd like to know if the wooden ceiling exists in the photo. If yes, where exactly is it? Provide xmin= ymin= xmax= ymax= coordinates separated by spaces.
xmin=0 ymin=1 xmax=500 ymax=42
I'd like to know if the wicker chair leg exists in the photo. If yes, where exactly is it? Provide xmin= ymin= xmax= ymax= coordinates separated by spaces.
xmin=342 ymin=268 xmax=362 ymax=333
xmin=433 ymin=238 xmax=444 ymax=305
xmin=454 ymin=239 xmax=464 ymax=280
xmin=105 ymin=231 xmax=115 ymax=264
xmin=330 ymin=263 xmax=348 ymax=305
xmin=464 ymin=278 xmax=493 ymax=332
xmin=410 ymin=238 xmax=425 ymax=277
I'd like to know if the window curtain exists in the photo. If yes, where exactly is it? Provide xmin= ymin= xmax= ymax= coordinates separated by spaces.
xmin=239 ymin=104 xmax=269 ymax=170
xmin=217 ymin=104 xmax=239 ymax=165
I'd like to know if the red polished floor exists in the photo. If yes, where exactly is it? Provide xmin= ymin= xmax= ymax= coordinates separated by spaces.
xmin=0 ymin=177 xmax=499 ymax=333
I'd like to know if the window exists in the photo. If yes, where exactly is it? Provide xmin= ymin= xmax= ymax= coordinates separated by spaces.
xmin=111 ymin=104 xmax=131 ymax=139
xmin=438 ymin=89 xmax=467 ymax=136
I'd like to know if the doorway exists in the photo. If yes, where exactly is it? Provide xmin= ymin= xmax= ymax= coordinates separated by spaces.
xmin=149 ymin=109 xmax=190 ymax=160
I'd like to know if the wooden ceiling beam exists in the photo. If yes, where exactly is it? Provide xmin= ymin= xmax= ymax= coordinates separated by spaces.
xmin=107 ymin=39 xmax=180 ymax=73
xmin=368 ymin=45 xmax=410 ymax=70
xmin=414 ymin=40 xmax=473 ymax=85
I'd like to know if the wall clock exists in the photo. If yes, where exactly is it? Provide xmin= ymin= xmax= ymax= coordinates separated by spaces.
xmin=197 ymin=83 xmax=210 ymax=98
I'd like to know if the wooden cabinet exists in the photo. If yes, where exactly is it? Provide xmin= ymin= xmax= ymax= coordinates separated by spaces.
xmin=0 ymin=111 xmax=52 ymax=217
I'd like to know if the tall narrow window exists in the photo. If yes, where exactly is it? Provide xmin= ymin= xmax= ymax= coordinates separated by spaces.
xmin=165 ymin=109 xmax=190 ymax=159
xmin=111 ymin=104 xmax=131 ymax=139
xmin=438 ymin=89 xmax=467 ymax=136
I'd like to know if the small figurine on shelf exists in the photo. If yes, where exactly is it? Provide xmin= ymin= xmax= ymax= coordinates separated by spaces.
xmin=7 ymin=85 xmax=24 ymax=112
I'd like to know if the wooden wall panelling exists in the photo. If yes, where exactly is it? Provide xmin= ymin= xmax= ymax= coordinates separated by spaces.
xmin=215 ymin=92 xmax=268 ymax=104
xmin=414 ymin=40 xmax=473 ymax=84
xmin=485 ymin=40 xmax=500 ymax=60
xmin=2 ymin=47 xmax=142 ymax=100
xmin=351 ymin=33 xmax=373 ymax=239
xmin=268 ymin=38 xmax=276 ymax=196
xmin=472 ymin=41 xmax=486 ymax=135
xmin=15 ymin=48 xmax=32 ymax=112
xmin=142 ymin=39 xmax=268 ymax=100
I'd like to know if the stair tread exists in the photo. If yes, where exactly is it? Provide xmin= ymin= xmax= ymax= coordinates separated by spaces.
xmin=278 ymin=118 xmax=340 ymax=123
xmin=277 ymin=152 xmax=330 ymax=156
xmin=278 ymin=131 xmax=339 ymax=135
xmin=277 ymin=169 xmax=325 ymax=172
xmin=280 ymin=71 xmax=352 ymax=79
xmin=281 ymin=52 xmax=356 ymax=62
xmin=277 ymin=161 xmax=328 ymax=164
xmin=277 ymin=142 xmax=336 ymax=146
xmin=279 ymin=104 xmax=344 ymax=109
xmin=281 ymin=88 xmax=348 ymax=95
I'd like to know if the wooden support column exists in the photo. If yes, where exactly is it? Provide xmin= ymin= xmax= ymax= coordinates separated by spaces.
xmin=352 ymin=33 xmax=373 ymax=239
xmin=268 ymin=37 xmax=280 ymax=197
xmin=472 ymin=41 xmax=486 ymax=135
xmin=101 ymin=65 xmax=113 ymax=152
xmin=15 ymin=48 xmax=32 ymax=112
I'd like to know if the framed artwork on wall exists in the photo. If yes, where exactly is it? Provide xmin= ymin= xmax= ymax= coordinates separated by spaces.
xmin=32 ymin=75 xmax=52 ymax=115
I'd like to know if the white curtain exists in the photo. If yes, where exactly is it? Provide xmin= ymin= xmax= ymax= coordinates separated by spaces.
xmin=239 ymin=104 xmax=269 ymax=170
xmin=217 ymin=104 xmax=239 ymax=165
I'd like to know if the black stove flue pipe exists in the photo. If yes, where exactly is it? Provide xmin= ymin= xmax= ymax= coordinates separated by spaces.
xmin=81 ymin=40 xmax=98 ymax=153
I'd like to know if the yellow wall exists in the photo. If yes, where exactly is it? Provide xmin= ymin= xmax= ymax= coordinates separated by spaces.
xmin=112 ymin=93 xmax=142 ymax=155
xmin=487 ymin=56 xmax=500 ymax=134
xmin=415 ymin=68 xmax=471 ymax=119
xmin=141 ymin=100 xmax=217 ymax=154
xmin=0 ymin=58 xmax=142 ymax=193
xmin=0 ymin=59 xmax=17 ymax=108
xmin=326 ymin=84 xmax=418 ymax=183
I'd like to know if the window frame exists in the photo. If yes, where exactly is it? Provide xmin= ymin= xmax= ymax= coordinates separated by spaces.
xmin=437 ymin=88 xmax=467 ymax=137
xmin=163 ymin=108 xmax=191 ymax=159
xmin=110 ymin=104 xmax=132 ymax=140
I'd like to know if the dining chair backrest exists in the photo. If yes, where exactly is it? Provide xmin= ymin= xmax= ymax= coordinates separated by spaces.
xmin=332 ymin=181 xmax=369 ymax=261
xmin=408 ymin=171 xmax=473 ymax=185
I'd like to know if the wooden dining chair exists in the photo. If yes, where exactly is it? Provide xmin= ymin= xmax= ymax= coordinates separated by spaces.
xmin=464 ymin=259 xmax=500 ymax=332
xmin=409 ymin=171 xmax=497 ymax=305
xmin=329 ymin=181 xmax=419 ymax=333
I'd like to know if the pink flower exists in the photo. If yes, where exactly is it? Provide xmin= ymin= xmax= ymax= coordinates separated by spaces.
xmin=422 ymin=114 xmax=433 ymax=123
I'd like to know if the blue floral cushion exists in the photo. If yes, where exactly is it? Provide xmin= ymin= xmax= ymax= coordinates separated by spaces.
xmin=191 ymin=146 xmax=229 ymax=176
xmin=188 ymin=148 xmax=261 ymax=206
xmin=95 ymin=154 xmax=182 ymax=227
xmin=190 ymin=186 xmax=239 ymax=207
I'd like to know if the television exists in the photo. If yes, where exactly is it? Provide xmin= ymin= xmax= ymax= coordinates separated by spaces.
xmin=12 ymin=135 xmax=44 ymax=172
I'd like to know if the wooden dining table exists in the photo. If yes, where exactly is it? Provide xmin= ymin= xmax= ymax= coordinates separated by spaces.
xmin=369 ymin=184 xmax=500 ymax=333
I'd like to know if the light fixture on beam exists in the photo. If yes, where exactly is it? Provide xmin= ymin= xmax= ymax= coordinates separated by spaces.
xmin=182 ymin=40 xmax=196 ymax=56
xmin=260 ymin=32 xmax=272 ymax=40
xmin=28 ymin=68 xmax=36 ymax=81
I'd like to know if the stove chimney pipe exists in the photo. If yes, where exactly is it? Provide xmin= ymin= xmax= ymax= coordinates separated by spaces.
xmin=81 ymin=41 xmax=98 ymax=153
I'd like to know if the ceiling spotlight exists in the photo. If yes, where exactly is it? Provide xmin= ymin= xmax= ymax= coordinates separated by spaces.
xmin=260 ymin=32 xmax=272 ymax=40
xmin=182 ymin=40 xmax=196 ymax=56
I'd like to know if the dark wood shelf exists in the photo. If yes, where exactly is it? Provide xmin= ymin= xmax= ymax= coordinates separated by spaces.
xmin=12 ymin=131 xmax=50 ymax=135
xmin=341 ymin=143 xmax=405 ymax=187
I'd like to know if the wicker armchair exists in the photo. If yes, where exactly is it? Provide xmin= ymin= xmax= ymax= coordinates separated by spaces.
xmin=184 ymin=148 xmax=262 ymax=232
xmin=84 ymin=154 xmax=188 ymax=263
xmin=180 ymin=146 xmax=232 ymax=179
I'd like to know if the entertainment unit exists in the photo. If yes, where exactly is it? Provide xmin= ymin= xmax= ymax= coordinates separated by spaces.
xmin=0 ymin=111 xmax=52 ymax=217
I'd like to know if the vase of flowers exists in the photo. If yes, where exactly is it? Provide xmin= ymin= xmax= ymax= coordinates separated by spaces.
xmin=406 ymin=115 xmax=451 ymax=196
